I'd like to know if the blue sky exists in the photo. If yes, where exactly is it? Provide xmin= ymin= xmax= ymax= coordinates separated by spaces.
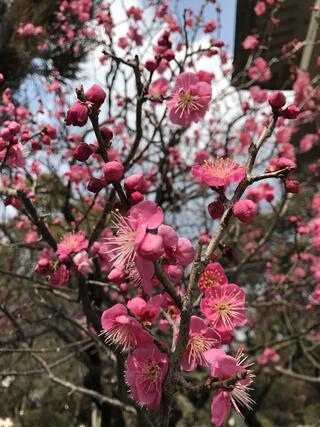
xmin=175 ymin=0 xmax=237 ymax=51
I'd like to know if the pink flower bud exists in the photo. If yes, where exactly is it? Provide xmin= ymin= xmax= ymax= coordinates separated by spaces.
xmin=138 ymin=234 xmax=164 ymax=260
xmin=0 ymin=73 xmax=4 ymax=82
xmin=164 ymin=264 xmax=183 ymax=283
xmin=108 ymin=268 xmax=125 ymax=282
xmin=85 ymin=84 xmax=106 ymax=108
xmin=35 ymin=258 xmax=51 ymax=275
xmin=66 ymin=101 xmax=89 ymax=127
xmin=196 ymin=70 xmax=214 ymax=84
xmin=284 ymin=179 xmax=300 ymax=194
xmin=145 ymin=59 xmax=157 ymax=72
xmin=8 ymin=121 xmax=20 ymax=135
xmin=208 ymin=199 xmax=225 ymax=219
xmin=281 ymin=105 xmax=300 ymax=119
xmin=120 ymin=282 xmax=128 ymax=292
xmin=129 ymin=191 xmax=144 ymax=205
xmin=164 ymin=49 xmax=175 ymax=61
xmin=100 ymin=126 xmax=113 ymax=144
xmin=268 ymin=91 xmax=286 ymax=110
xmin=103 ymin=161 xmax=124 ymax=182
xmin=58 ymin=253 xmax=70 ymax=264
xmin=124 ymin=172 xmax=148 ymax=194
xmin=87 ymin=178 xmax=105 ymax=193
xmin=268 ymin=157 xmax=297 ymax=172
xmin=73 ymin=142 xmax=93 ymax=162
xmin=232 ymin=199 xmax=257 ymax=223
xmin=211 ymin=39 xmax=224 ymax=47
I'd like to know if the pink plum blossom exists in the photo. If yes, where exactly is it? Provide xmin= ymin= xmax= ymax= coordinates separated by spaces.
xmin=49 ymin=264 xmax=70 ymax=287
xmin=200 ymin=284 xmax=247 ymax=333
xmin=204 ymin=349 xmax=254 ymax=426
xmin=198 ymin=263 xmax=228 ymax=293
xmin=125 ymin=344 xmax=168 ymax=409
xmin=101 ymin=303 xmax=152 ymax=352
xmin=57 ymin=231 xmax=88 ymax=257
xmin=232 ymin=199 xmax=257 ymax=223
xmin=248 ymin=57 xmax=271 ymax=82
xmin=149 ymin=77 xmax=169 ymax=98
xmin=127 ymin=296 xmax=162 ymax=327
xmin=181 ymin=316 xmax=220 ymax=371
xmin=242 ymin=35 xmax=259 ymax=50
xmin=256 ymin=347 xmax=280 ymax=365
xmin=192 ymin=157 xmax=246 ymax=187
xmin=106 ymin=200 xmax=164 ymax=295
xmin=167 ymin=72 xmax=212 ymax=127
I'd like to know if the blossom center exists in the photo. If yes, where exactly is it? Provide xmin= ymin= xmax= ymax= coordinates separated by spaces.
xmin=175 ymin=89 xmax=201 ymax=117
xmin=143 ymin=361 xmax=161 ymax=384
xmin=217 ymin=302 xmax=231 ymax=315
xmin=200 ymin=271 xmax=224 ymax=290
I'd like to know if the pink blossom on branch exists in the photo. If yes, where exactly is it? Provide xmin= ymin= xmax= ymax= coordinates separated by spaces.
xmin=100 ymin=303 xmax=152 ymax=352
xmin=181 ymin=316 xmax=221 ymax=371
xmin=125 ymin=344 xmax=169 ymax=410
xmin=200 ymin=284 xmax=247 ymax=333
xmin=204 ymin=349 xmax=254 ymax=426
xmin=192 ymin=157 xmax=246 ymax=188
xmin=57 ymin=231 xmax=89 ymax=258
xmin=105 ymin=200 xmax=164 ymax=295
xmin=167 ymin=72 xmax=212 ymax=127
xmin=198 ymin=262 xmax=228 ymax=293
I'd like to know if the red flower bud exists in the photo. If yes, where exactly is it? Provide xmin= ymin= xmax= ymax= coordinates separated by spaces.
xmin=284 ymin=179 xmax=300 ymax=194
xmin=164 ymin=49 xmax=175 ymax=61
xmin=129 ymin=191 xmax=144 ymax=205
xmin=66 ymin=101 xmax=89 ymax=127
xmin=208 ymin=199 xmax=225 ymax=219
xmin=85 ymin=84 xmax=106 ymax=108
xmin=280 ymin=105 xmax=300 ymax=119
xmin=268 ymin=91 xmax=286 ymax=110
xmin=211 ymin=39 xmax=224 ymax=47
xmin=87 ymin=178 xmax=105 ymax=193
xmin=145 ymin=59 xmax=157 ymax=72
xmin=73 ymin=142 xmax=93 ymax=162
xmin=103 ymin=161 xmax=124 ymax=182
xmin=100 ymin=126 xmax=113 ymax=144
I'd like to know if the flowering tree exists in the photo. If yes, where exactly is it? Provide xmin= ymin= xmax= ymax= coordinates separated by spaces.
xmin=0 ymin=1 xmax=320 ymax=426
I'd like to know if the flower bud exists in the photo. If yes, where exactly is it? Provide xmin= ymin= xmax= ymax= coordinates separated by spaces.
xmin=35 ymin=258 xmax=51 ymax=275
xmin=145 ymin=59 xmax=157 ymax=72
xmin=129 ymin=191 xmax=144 ymax=205
xmin=281 ymin=105 xmax=300 ymax=119
xmin=164 ymin=49 xmax=175 ymax=61
xmin=284 ymin=179 xmax=300 ymax=194
xmin=73 ymin=142 xmax=93 ymax=162
xmin=232 ymin=199 xmax=257 ymax=223
xmin=208 ymin=199 xmax=225 ymax=219
xmin=124 ymin=172 xmax=148 ymax=194
xmin=87 ymin=178 xmax=105 ymax=193
xmin=138 ymin=234 xmax=164 ymax=260
xmin=164 ymin=264 xmax=183 ymax=283
xmin=268 ymin=91 xmax=286 ymax=110
xmin=108 ymin=268 xmax=125 ymax=282
xmin=103 ymin=161 xmax=124 ymax=182
xmin=66 ymin=101 xmax=89 ymax=127
xmin=100 ymin=126 xmax=113 ymax=144
xmin=85 ymin=84 xmax=106 ymax=108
